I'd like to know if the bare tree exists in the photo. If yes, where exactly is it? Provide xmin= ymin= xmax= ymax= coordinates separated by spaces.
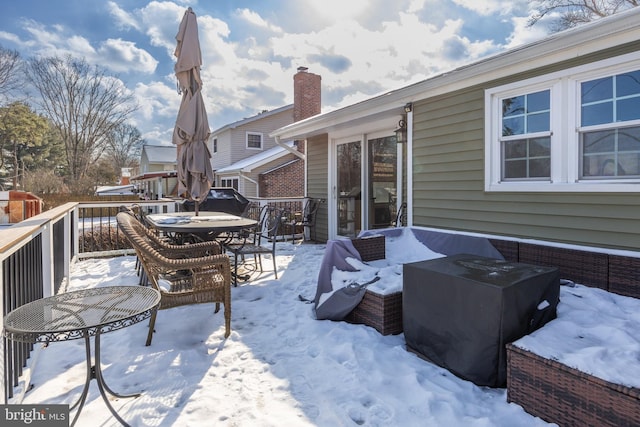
xmin=104 ymin=123 xmax=144 ymax=171
xmin=25 ymin=55 xmax=138 ymax=183
xmin=529 ymin=0 xmax=639 ymax=31
xmin=0 ymin=46 xmax=22 ymax=103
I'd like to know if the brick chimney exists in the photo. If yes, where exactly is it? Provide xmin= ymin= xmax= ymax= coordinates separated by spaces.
xmin=293 ymin=66 xmax=321 ymax=122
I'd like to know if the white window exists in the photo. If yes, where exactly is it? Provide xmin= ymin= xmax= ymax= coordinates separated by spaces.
xmin=246 ymin=132 xmax=262 ymax=149
xmin=501 ymin=89 xmax=551 ymax=180
xmin=221 ymin=178 xmax=239 ymax=190
xmin=212 ymin=138 xmax=217 ymax=153
xmin=485 ymin=52 xmax=640 ymax=192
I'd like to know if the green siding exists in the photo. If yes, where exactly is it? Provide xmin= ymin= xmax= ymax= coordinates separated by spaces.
xmin=411 ymin=47 xmax=640 ymax=251
xmin=307 ymin=135 xmax=329 ymax=241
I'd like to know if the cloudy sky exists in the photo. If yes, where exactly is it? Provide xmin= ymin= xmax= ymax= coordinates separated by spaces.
xmin=0 ymin=0 xmax=551 ymax=145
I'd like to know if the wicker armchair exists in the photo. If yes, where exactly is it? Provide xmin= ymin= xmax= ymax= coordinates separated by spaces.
xmin=116 ymin=212 xmax=232 ymax=345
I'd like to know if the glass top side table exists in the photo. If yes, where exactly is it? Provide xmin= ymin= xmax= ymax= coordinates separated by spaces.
xmin=4 ymin=285 xmax=161 ymax=427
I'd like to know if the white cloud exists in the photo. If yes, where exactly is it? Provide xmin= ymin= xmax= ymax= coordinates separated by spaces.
xmin=305 ymin=0 xmax=371 ymax=23
xmin=0 ymin=31 xmax=23 ymax=45
xmin=451 ymin=0 xmax=522 ymax=16
xmin=132 ymin=80 xmax=179 ymax=144
xmin=138 ymin=1 xmax=186 ymax=52
xmin=107 ymin=1 xmax=141 ymax=31
xmin=504 ymin=15 xmax=550 ymax=49
xmin=15 ymin=18 xmax=157 ymax=76
xmin=97 ymin=39 xmax=158 ymax=74
xmin=236 ymin=8 xmax=283 ymax=33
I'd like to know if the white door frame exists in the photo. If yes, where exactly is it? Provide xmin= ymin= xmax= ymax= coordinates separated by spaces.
xmin=327 ymin=126 xmax=401 ymax=240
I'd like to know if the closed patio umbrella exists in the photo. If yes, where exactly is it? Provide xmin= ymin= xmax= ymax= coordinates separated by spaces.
xmin=172 ymin=7 xmax=214 ymax=214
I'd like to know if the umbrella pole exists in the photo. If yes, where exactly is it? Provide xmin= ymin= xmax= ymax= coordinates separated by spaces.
xmin=195 ymin=200 xmax=199 ymax=216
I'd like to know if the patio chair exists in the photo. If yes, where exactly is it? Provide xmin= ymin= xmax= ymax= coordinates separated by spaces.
xmin=119 ymin=206 xmax=222 ymax=284
xmin=224 ymin=206 xmax=282 ymax=286
xmin=300 ymin=198 xmax=321 ymax=241
xmin=281 ymin=198 xmax=321 ymax=242
xmin=393 ymin=202 xmax=407 ymax=227
xmin=116 ymin=212 xmax=232 ymax=345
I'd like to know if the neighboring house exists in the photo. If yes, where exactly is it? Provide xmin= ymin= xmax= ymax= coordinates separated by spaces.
xmin=271 ymin=8 xmax=640 ymax=252
xmin=210 ymin=67 xmax=320 ymax=198
xmin=95 ymin=184 xmax=136 ymax=196
xmin=131 ymin=144 xmax=178 ymax=200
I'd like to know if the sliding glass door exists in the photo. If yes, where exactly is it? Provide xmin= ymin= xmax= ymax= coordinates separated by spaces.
xmin=368 ymin=136 xmax=397 ymax=229
xmin=336 ymin=140 xmax=361 ymax=238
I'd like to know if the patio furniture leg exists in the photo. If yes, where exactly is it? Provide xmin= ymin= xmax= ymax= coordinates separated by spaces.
xmin=272 ymin=255 xmax=278 ymax=279
xmin=146 ymin=309 xmax=158 ymax=346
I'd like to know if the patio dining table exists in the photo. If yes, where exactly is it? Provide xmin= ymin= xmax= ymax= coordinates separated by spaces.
xmin=146 ymin=211 xmax=257 ymax=244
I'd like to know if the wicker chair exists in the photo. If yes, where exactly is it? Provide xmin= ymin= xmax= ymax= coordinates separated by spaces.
xmin=116 ymin=212 xmax=232 ymax=345
xmin=119 ymin=206 xmax=223 ymax=284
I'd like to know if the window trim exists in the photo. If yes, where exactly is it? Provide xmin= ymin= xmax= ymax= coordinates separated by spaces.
xmin=220 ymin=177 xmax=239 ymax=190
xmin=485 ymin=51 xmax=640 ymax=193
xmin=246 ymin=132 xmax=263 ymax=150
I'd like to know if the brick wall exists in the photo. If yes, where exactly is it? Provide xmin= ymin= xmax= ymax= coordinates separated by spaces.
xmin=259 ymin=159 xmax=303 ymax=197
xmin=259 ymin=143 xmax=305 ymax=197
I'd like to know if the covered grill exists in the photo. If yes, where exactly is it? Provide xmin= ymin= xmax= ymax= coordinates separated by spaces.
xmin=181 ymin=187 xmax=249 ymax=216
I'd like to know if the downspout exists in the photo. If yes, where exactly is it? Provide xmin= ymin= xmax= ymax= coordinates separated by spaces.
xmin=275 ymin=136 xmax=305 ymax=160
xmin=240 ymin=172 xmax=260 ymax=197
xmin=275 ymin=135 xmax=307 ymax=197
xmin=406 ymin=106 xmax=413 ymax=227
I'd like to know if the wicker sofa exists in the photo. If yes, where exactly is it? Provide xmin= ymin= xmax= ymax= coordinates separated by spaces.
xmin=344 ymin=235 xmax=403 ymax=335
xmin=344 ymin=228 xmax=640 ymax=426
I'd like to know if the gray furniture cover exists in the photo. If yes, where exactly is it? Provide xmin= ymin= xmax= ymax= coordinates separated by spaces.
xmin=403 ymin=254 xmax=560 ymax=387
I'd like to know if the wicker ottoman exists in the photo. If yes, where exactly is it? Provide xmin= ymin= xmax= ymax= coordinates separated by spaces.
xmin=507 ymin=343 xmax=640 ymax=427
xmin=344 ymin=290 xmax=402 ymax=335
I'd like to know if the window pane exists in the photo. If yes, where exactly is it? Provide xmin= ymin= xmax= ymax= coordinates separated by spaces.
xmin=616 ymin=70 xmax=640 ymax=97
xmin=582 ymin=102 xmax=613 ymax=126
xmin=502 ymin=117 xmax=523 ymax=136
xmin=247 ymin=134 xmax=261 ymax=148
xmin=617 ymin=97 xmax=640 ymax=122
xmin=527 ymin=112 xmax=549 ymax=133
xmin=527 ymin=90 xmax=550 ymax=112
xmin=529 ymin=158 xmax=550 ymax=178
xmin=502 ymin=137 xmax=550 ymax=180
xmin=504 ymin=140 xmax=526 ymax=158
xmin=502 ymin=90 xmax=549 ymax=136
xmin=619 ymin=126 xmax=640 ymax=151
xmin=581 ymin=126 xmax=640 ymax=178
xmin=504 ymin=159 xmax=526 ymax=179
xmin=582 ymin=76 xmax=612 ymax=103
xmin=584 ymin=154 xmax=616 ymax=177
xmin=582 ymin=130 xmax=615 ymax=154
xmin=618 ymin=156 xmax=640 ymax=176
xmin=529 ymin=137 xmax=550 ymax=157
xmin=503 ymin=96 xmax=524 ymax=117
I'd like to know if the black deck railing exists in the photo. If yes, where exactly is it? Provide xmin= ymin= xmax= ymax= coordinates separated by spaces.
xmin=1 ymin=196 xmax=304 ymax=403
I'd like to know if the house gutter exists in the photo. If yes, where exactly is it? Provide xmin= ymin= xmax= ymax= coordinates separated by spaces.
xmin=274 ymin=136 xmax=305 ymax=160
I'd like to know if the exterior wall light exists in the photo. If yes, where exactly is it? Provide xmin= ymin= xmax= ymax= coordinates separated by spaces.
xmin=395 ymin=119 xmax=407 ymax=143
